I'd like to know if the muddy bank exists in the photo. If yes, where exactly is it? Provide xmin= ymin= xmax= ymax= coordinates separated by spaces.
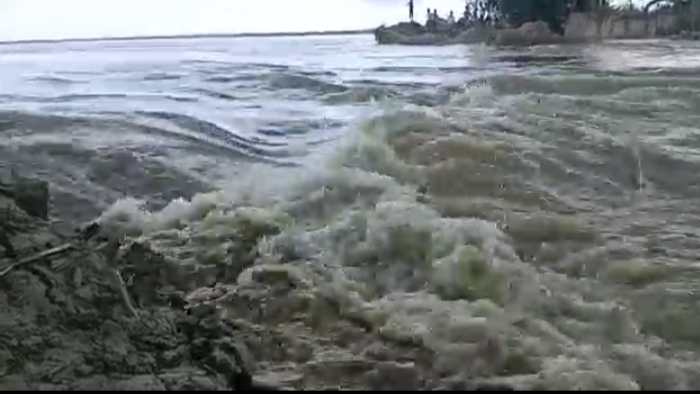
xmin=374 ymin=22 xmax=494 ymax=46
xmin=0 ymin=177 xmax=259 ymax=390
xmin=375 ymin=20 xmax=579 ymax=47
xmin=565 ymin=11 xmax=677 ymax=40
xmin=377 ymin=11 xmax=684 ymax=47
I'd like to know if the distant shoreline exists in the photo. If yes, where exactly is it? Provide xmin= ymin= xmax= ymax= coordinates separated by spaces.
xmin=0 ymin=29 xmax=373 ymax=46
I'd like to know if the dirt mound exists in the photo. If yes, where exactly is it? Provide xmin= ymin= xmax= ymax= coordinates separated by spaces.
xmin=0 ymin=190 xmax=255 ymax=390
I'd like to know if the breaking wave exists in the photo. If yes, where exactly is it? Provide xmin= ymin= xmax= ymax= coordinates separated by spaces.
xmin=4 ymin=35 xmax=700 ymax=389
xmin=99 ymin=79 xmax=700 ymax=389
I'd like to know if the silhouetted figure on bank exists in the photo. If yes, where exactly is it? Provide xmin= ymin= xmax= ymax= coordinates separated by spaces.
xmin=431 ymin=9 xmax=446 ymax=31
xmin=426 ymin=8 xmax=435 ymax=31
xmin=408 ymin=0 xmax=414 ymax=22
xmin=447 ymin=10 xmax=455 ymax=24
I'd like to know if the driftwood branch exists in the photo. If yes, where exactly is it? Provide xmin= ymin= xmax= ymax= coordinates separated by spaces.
xmin=0 ymin=243 xmax=75 ymax=278
xmin=0 ymin=221 xmax=104 ymax=278
xmin=113 ymin=268 xmax=139 ymax=319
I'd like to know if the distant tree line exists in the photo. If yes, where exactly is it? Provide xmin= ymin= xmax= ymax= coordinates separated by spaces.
xmin=463 ymin=0 xmax=698 ymax=34
xmin=462 ymin=0 xmax=611 ymax=33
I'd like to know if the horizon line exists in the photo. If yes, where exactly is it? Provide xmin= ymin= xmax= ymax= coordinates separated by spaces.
xmin=0 ymin=28 xmax=375 ymax=46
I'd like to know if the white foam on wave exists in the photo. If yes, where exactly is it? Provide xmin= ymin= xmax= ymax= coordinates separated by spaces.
xmin=96 ymin=87 xmax=700 ymax=390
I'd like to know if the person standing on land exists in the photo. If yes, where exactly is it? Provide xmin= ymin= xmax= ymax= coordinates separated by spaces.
xmin=408 ymin=0 xmax=414 ymax=22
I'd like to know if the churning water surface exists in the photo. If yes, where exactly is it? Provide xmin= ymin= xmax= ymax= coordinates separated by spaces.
xmin=2 ymin=34 xmax=700 ymax=389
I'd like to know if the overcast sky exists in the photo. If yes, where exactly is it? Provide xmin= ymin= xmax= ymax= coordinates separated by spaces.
xmin=0 ymin=0 xmax=642 ymax=42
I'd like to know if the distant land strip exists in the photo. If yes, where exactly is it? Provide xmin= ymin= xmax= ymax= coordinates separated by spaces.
xmin=0 ymin=29 xmax=373 ymax=46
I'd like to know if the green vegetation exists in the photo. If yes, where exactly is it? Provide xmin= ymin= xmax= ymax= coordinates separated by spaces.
xmin=464 ymin=0 xmax=612 ymax=33
xmin=499 ymin=0 xmax=576 ymax=34
xmin=465 ymin=0 xmax=699 ymax=34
